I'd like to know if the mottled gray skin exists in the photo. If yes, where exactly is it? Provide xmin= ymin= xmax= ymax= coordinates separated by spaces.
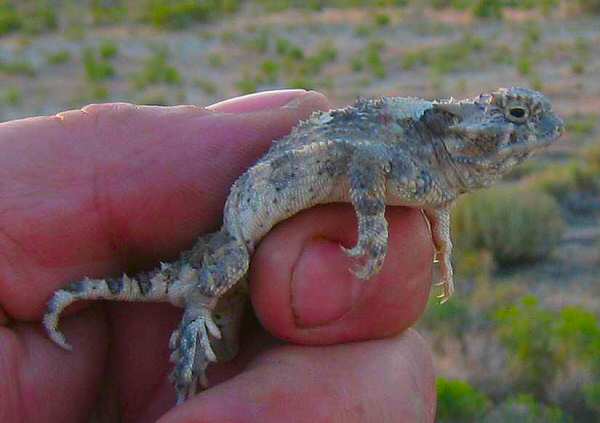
xmin=43 ymin=87 xmax=564 ymax=405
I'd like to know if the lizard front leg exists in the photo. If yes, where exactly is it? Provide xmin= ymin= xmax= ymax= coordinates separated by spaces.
xmin=424 ymin=205 xmax=454 ymax=303
xmin=343 ymin=150 xmax=389 ymax=280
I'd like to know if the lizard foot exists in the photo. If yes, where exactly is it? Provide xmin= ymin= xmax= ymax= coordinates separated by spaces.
xmin=170 ymin=306 xmax=221 ymax=404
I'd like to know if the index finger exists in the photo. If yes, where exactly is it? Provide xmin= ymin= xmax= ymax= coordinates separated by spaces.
xmin=0 ymin=90 xmax=330 ymax=320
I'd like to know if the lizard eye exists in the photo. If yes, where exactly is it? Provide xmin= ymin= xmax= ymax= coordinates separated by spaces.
xmin=505 ymin=104 xmax=529 ymax=123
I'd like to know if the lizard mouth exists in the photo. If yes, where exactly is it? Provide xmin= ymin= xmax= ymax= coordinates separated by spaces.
xmin=501 ymin=112 xmax=564 ymax=158
xmin=538 ymin=113 xmax=565 ymax=146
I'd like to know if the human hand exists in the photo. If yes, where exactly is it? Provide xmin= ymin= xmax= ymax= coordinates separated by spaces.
xmin=0 ymin=89 xmax=436 ymax=422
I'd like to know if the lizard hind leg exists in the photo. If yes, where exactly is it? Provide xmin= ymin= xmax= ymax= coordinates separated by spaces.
xmin=43 ymin=266 xmax=175 ymax=350
xmin=169 ymin=231 xmax=250 ymax=403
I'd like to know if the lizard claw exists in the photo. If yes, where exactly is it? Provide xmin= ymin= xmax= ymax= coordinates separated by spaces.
xmin=350 ymin=265 xmax=370 ymax=280
xmin=169 ymin=329 xmax=180 ymax=351
xmin=341 ymin=244 xmax=364 ymax=258
xmin=435 ymin=278 xmax=454 ymax=304
xmin=343 ymin=242 xmax=385 ymax=280
xmin=349 ymin=262 xmax=375 ymax=280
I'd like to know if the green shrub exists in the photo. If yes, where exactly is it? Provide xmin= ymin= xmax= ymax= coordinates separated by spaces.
xmin=491 ymin=44 xmax=513 ymax=65
xmin=352 ymin=39 xmax=386 ymax=78
xmin=433 ymin=35 xmax=484 ymax=74
xmin=566 ymin=113 xmax=597 ymax=136
xmin=401 ymin=35 xmax=483 ymax=74
xmin=437 ymin=378 xmax=491 ymax=422
xmin=46 ymin=50 xmax=71 ymax=65
xmin=577 ymin=0 xmax=600 ymax=13
xmin=554 ymin=306 xmax=600 ymax=371
xmin=525 ymin=160 xmax=599 ymax=202
xmin=430 ymin=0 xmax=454 ymax=9
xmin=517 ymin=56 xmax=533 ymax=76
xmin=83 ymin=47 xmax=115 ymax=82
xmin=524 ymin=22 xmax=542 ymax=44
xmin=220 ymin=30 xmax=239 ymax=44
xmin=143 ymin=0 xmax=237 ymax=29
xmin=524 ymin=162 xmax=581 ymax=201
xmin=138 ymin=89 xmax=169 ymax=106
xmin=472 ymin=0 xmax=504 ymax=19
xmin=275 ymin=37 xmax=304 ymax=60
xmin=246 ymin=28 xmax=271 ymax=54
xmin=373 ymin=12 xmax=390 ymax=26
xmin=89 ymin=83 xmax=110 ymax=101
xmin=0 ymin=4 xmax=21 ymax=36
xmin=259 ymin=59 xmax=280 ymax=83
xmin=492 ymin=297 xmax=600 ymax=417
xmin=495 ymin=296 xmax=560 ymax=396
xmin=285 ymin=41 xmax=338 ymax=81
xmin=287 ymin=76 xmax=316 ymax=90
xmin=235 ymin=72 xmax=258 ymax=94
xmin=354 ymin=24 xmax=372 ymax=38
xmin=3 ymin=86 xmax=22 ymax=106
xmin=304 ymin=41 xmax=337 ymax=74
xmin=401 ymin=48 xmax=428 ymax=70
xmin=584 ymin=142 xmax=600 ymax=173
xmin=99 ymin=40 xmax=119 ymax=59
xmin=568 ymin=36 xmax=591 ymax=74
xmin=504 ymin=160 xmax=546 ymax=181
xmin=20 ymin=1 xmax=57 ymax=34
xmin=556 ymin=306 xmax=600 ymax=417
xmin=256 ymin=0 xmax=408 ymax=11
xmin=365 ymin=40 xmax=386 ymax=78
xmin=571 ymin=61 xmax=585 ymax=75
xmin=496 ymin=298 xmax=600 ymax=403
xmin=421 ymin=296 xmax=472 ymax=337
xmin=350 ymin=56 xmax=364 ymax=72
xmin=483 ymin=394 xmax=570 ymax=422
xmin=132 ymin=47 xmax=182 ymax=88
xmin=584 ymin=382 xmax=600 ymax=413
xmin=193 ymin=77 xmax=217 ymax=95
xmin=144 ymin=0 xmax=209 ymax=28
xmin=452 ymin=186 xmax=564 ymax=266
xmin=207 ymin=52 xmax=224 ymax=68
xmin=0 ymin=58 xmax=36 ymax=77
xmin=91 ymin=0 xmax=127 ymax=24
xmin=575 ymin=36 xmax=591 ymax=59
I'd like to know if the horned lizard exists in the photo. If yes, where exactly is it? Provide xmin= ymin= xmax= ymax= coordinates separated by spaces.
xmin=43 ymin=87 xmax=564 ymax=404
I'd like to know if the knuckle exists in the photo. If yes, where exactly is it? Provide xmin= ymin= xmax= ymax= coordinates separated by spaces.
xmin=80 ymin=102 xmax=139 ymax=128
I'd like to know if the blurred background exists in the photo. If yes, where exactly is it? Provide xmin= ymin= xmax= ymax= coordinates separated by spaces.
xmin=0 ymin=0 xmax=598 ymax=421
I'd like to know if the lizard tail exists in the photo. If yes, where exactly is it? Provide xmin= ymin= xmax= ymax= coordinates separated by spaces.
xmin=43 ymin=264 xmax=176 ymax=350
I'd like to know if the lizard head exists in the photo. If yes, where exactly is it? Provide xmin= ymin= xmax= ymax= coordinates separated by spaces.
xmin=434 ymin=87 xmax=564 ymax=189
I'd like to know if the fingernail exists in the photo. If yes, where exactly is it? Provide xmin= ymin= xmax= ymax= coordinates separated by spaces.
xmin=291 ymin=238 xmax=365 ymax=328
xmin=207 ymin=89 xmax=307 ymax=113
xmin=281 ymin=90 xmax=322 ymax=110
